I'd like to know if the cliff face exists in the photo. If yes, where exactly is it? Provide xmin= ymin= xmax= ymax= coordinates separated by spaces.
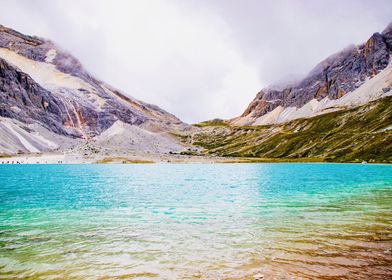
xmin=237 ymin=23 xmax=392 ymax=125
xmin=0 ymin=25 xmax=185 ymax=154
xmin=0 ymin=57 xmax=71 ymax=136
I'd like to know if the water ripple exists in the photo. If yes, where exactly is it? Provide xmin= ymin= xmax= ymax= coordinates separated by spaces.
xmin=0 ymin=163 xmax=391 ymax=279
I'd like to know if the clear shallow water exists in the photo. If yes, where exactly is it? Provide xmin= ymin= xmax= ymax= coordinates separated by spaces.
xmin=0 ymin=163 xmax=391 ymax=279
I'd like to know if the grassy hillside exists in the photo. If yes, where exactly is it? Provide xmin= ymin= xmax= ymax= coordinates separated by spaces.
xmin=186 ymin=96 xmax=392 ymax=163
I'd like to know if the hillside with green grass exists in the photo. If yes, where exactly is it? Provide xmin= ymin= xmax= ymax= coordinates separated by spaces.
xmin=185 ymin=96 xmax=392 ymax=163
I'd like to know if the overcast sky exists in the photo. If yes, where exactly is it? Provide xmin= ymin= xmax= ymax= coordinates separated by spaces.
xmin=1 ymin=0 xmax=391 ymax=123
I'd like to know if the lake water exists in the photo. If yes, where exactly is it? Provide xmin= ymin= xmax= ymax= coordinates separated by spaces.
xmin=0 ymin=163 xmax=391 ymax=279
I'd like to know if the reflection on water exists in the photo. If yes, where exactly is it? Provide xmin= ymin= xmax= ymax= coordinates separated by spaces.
xmin=0 ymin=163 xmax=391 ymax=279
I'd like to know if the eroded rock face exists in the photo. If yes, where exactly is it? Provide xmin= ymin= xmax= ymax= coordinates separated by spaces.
xmin=0 ymin=57 xmax=75 ymax=136
xmin=241 ymin=23 xmax=392 ymax=120
xmin=0 ymin=25 xmax=184 ymax=141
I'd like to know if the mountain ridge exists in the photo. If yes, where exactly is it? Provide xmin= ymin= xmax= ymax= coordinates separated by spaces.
xmin=233 ymin=22 xmax=392 ymax=126
xmin=0 ymin=23 xmax=391 ymax=163
xmin=0 ymin=24 xmax=187 ymax=156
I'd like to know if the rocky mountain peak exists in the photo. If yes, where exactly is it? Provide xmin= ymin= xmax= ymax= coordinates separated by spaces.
xmin=0 ymin=25 xmax=186 ymax=154
xmin=236 ymin=22 xmax=392 ymax=125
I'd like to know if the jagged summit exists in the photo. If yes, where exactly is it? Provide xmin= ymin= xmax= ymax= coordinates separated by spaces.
xmin=234 ymin=22 xmax=392 ymax=126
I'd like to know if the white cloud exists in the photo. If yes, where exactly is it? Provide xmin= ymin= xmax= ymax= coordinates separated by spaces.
xmin=0 ymin=0 xmax=391 ymax=123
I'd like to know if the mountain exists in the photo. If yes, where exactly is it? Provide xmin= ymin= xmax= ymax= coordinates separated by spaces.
xmin=233 ymin=23 xmax=392 ymax=126
xmin=184 ymin=23 xmax=392 ymax=163
xmin=190 ymin=96 xmax=392 ymax=162
xmin=1 ymin=24 xmax=391 ymax=163
xmin=0 ymin=25 xmax=187 ymax=156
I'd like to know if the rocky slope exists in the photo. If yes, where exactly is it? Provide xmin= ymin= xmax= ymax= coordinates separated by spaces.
xmin=188 ymin=96 xmax=392 ymax=163
xmin=233 ymin=23 xmax=392 ymax=126
xmin=0 ymin=25 xmax=186 ymax=155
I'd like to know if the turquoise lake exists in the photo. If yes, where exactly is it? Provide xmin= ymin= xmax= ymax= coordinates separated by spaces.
xmin=0 ymin=163 xmax=391 ymax=279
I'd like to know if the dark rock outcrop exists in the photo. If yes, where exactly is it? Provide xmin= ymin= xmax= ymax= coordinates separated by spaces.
xmin=0 ymin=57 xmax=73 ymax=136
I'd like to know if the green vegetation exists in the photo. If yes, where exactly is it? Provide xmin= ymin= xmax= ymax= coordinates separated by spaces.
xmin=0 ymin=154 xmax=11 ymax=158
xmin=187 ymin=96 xmax=392 ymax=163
xmin=194 ymin=118 xmax=229 ymax=127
